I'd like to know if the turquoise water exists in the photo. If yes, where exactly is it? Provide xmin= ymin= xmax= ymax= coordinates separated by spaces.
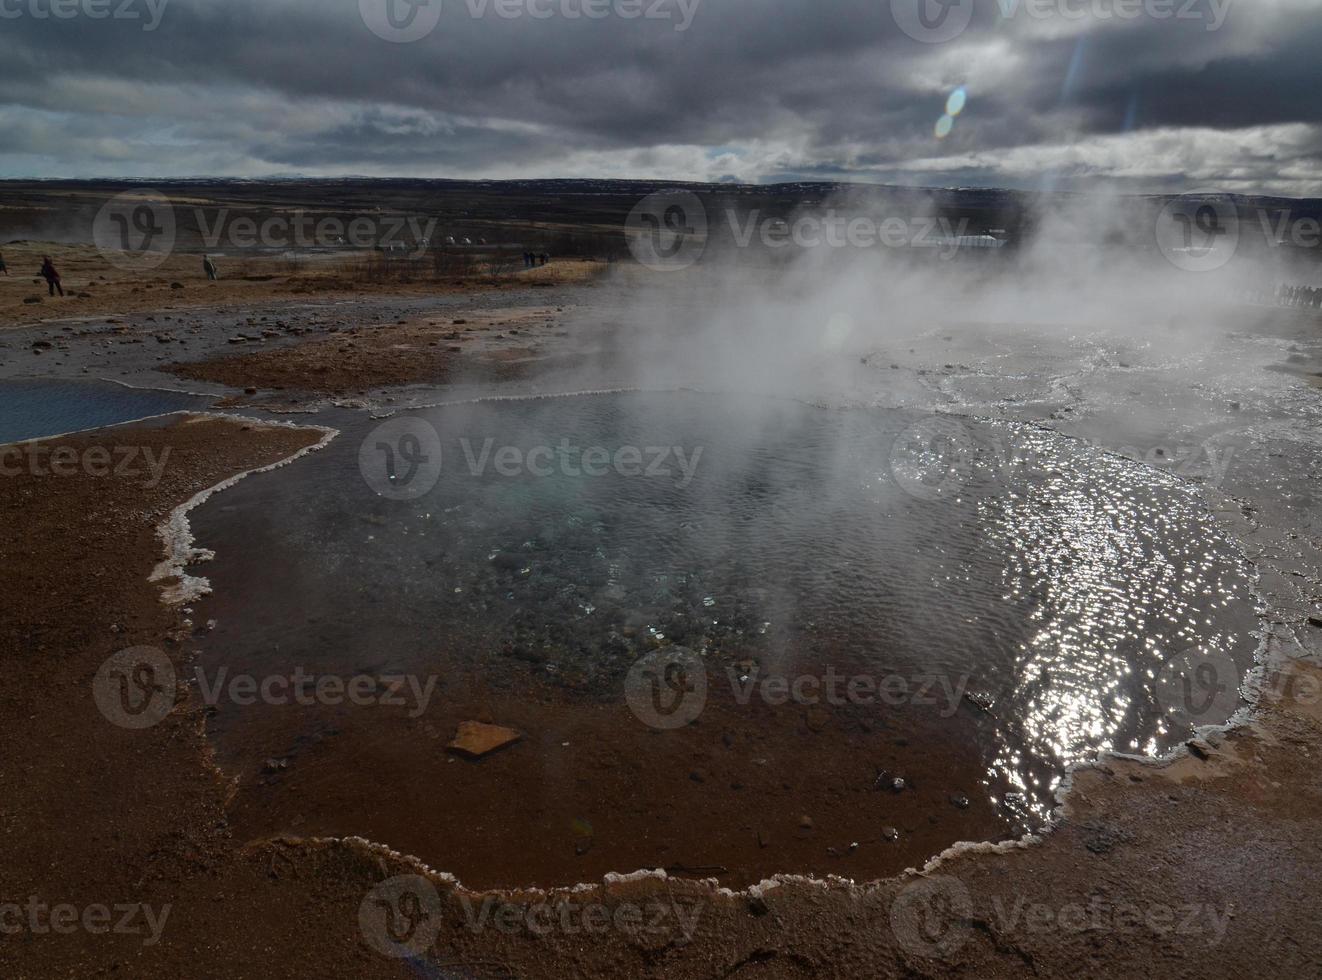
xmin=0 ymin=380 xmax=209 ymax=444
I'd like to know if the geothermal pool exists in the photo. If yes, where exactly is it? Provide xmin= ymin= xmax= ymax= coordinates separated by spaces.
xmin=186 ymin=391 xmax=1258 ymax=886
xmin=0 ymin=379 xmax=209 ymax=444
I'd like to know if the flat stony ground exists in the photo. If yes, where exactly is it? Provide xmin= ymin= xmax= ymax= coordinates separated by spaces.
xmin=0 ymin=241 xmax=602 ymax=333
xmin=3 ymin=264 xmax=1322 ymax=978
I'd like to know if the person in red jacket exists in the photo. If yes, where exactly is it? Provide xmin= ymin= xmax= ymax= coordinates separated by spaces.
xmin=40 ymin=256 xmax=64 ymax=297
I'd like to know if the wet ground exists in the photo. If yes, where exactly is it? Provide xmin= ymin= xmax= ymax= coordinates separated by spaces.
xmin=0 ymin=283 xmax=587 ymax=407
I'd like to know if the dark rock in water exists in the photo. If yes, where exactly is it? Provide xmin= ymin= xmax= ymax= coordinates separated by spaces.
xmin=950 ymin=793 xmax=970 ymax=810
xmin=874 ymin=770 xmax=907 ymax=793
xmin=798 ymin=815 xmax=814 ymax=831
xmin=1187 ymin=739 xmax=1214 ymax=761
xmin=490 ymin=552 xmax=524 ymax=571
xmin=262 ymin=758 xmax=288 ymax=774
xmin=756 ymin=829 xmax=771 ymax=849
xmin=747 ymin=896 xmax=769 ymax=917
xmin=963 ymin=690 xmax=995 ymax=713
xmin=1307 ymin=614 xmax=1322 ymax=629
xmin=880 ymin=826 xmax=899 ymax=842
xmin=689 ymin=768 xmax=708 ymax=784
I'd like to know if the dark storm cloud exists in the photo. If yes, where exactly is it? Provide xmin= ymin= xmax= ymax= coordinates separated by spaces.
xmin=0 ymin=0 xmax=1319 ymax=193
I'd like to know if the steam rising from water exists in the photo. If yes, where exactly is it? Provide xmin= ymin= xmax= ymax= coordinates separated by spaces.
xmin=189 ymin=192 xmax=1273 ymax=854
xmin=585 ymin=187 xmax=1298 ymax=405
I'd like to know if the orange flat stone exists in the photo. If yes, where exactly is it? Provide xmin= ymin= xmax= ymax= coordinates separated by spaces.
xmin=447 ymin=721 xmax=522 ymax=759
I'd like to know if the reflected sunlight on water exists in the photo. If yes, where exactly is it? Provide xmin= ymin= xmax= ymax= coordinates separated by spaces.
xmin=189 ymin=392 xmax=1258 ymax=829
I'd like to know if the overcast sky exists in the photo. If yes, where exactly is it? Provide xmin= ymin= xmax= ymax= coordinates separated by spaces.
xmin=1 ymin=0 xmax=1319 ymax=195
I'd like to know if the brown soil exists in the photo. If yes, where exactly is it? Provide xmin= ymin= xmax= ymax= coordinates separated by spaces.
xmin=3 ymin=415 xmax=1322 ymax=978
xmin=0 ymin=242 xmax=603 ymax=331
xmin=171 ymin=307 xmax=557 ymax=394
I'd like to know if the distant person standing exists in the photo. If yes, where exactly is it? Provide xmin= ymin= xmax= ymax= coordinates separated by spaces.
xmin=0 ymin=251 xmax=8 ymax=275
xmin=203 ymin=254 xmax=219 ymax=281
xmin=40 ymin=256 xmax=63 ymax=296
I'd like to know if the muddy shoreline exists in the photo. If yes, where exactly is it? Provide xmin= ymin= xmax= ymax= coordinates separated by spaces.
xmin=4 ymin=274 xmax=1322 ymax=976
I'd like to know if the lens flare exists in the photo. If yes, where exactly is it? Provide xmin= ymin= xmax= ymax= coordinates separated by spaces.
xmin=935 ymin=114 xmax=954 ymax=139
xmin=946 ymin=87 xmax=967 ymax=117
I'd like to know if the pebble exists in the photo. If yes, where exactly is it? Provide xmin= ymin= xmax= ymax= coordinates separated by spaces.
xmin=872 ymin=772 xmax=904 ymax=793
xmin=1187 ymin=739 xmax=1214 ymax=761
